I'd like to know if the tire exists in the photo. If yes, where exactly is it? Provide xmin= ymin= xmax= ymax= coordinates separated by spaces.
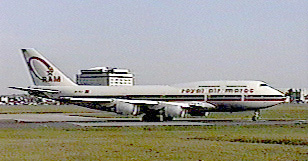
xmin=163 ymin=116 xmax=173 ymax=121
xmin=252 ymin=116 xmax=257 ymax=121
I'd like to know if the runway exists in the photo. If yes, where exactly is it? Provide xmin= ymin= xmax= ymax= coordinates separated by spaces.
xmin=0 ymin=113 xmax=306 ymax=128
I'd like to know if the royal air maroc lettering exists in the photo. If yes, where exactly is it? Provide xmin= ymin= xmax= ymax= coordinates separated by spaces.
xmin=181 ymin=88 xmax=254 ymax=94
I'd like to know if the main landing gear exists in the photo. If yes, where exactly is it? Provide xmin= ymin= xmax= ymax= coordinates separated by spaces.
xmin=252 ymin=109 xmax=261 ymax=121
xmin=141 ymin=109 xmax=174 ymax=122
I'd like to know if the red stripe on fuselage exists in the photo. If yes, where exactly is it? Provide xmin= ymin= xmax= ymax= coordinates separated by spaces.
xmin=208 ymin=99 xmax=285 ymax=102
xmin=244 ymin=99 xmax=285 ymax=102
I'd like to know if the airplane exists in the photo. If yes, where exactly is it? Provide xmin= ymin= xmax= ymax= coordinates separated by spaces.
xmin=9 ymin=48 xmax=286 ymax=121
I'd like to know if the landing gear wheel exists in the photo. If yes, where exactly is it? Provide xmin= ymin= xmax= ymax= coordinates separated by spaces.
xmin=141 ymin=112 xmax=161 ymax=122
xmin=252 ymin=110 xmax=261 ymax=121
xmin=141 ymin=114 xmax=150 ymax=122
xmin=180 ymin=110 xmax=187 ymax=118
xmin=163 ymin=116 xmax=174 ymax=121
xmin=252 ymin=116 xmax=258 ymax=121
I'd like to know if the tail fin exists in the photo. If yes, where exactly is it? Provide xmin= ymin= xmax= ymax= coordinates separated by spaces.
xmin=21 ymin=48 xmax=77 ymax=86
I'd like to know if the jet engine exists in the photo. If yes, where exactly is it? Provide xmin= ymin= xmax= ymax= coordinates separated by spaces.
xmin=164 ymin=104 xmax=185 ymax=117
xmin=159 ymin=102 xmax=188 ymax=118
xmin=161 ymin=102 xmax=216 ymax=118
xmin=115 ymin=101 xmax=139 ymax=115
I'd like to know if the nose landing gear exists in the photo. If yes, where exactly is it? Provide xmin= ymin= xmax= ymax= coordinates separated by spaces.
xmin=252 ymin=109 xmax=261 ymax=121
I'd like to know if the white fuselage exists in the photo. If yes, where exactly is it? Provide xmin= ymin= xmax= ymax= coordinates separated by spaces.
xmin=36 ymin=80 xmax=285 ymax=112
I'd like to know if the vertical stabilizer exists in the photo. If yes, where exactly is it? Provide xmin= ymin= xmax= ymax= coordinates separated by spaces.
xmin=21 ymin=48 xmax=77 ymax=86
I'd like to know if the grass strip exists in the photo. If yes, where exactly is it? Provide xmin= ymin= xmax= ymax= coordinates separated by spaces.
xmin=185 ymin=136 xmax=308 ymax=146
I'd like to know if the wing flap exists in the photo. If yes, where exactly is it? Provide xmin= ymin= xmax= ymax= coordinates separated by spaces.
xmin=117 ymin=99 xmax=159 ymax=105
xmin=187 ymin=102 xmax=216 ymax=108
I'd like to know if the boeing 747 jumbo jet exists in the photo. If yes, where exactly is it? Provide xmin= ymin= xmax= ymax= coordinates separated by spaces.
xmin=10 ymin=49 xmax=286 ymax=121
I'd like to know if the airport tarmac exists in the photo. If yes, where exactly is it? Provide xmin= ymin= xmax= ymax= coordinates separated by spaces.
xmin=0 ymin=113 xmax=306 ymax=128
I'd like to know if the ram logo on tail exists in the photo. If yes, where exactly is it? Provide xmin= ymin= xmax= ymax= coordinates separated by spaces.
xmin=21 ymin=49 xmax=77 ymax=86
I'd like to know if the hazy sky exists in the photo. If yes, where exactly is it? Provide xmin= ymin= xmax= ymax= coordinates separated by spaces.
xmin=1 ymin=1 xmax=307 ymax=95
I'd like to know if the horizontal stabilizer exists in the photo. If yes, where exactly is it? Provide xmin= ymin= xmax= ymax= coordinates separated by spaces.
xmin=9 ymin=86 xmax=59 ymax=93
xmin=61 ymin=97 xmax=113 ymax=103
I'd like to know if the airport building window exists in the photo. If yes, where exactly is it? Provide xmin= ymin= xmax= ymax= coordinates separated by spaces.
xmin=76 ymin=67 xmax=135 ymax=86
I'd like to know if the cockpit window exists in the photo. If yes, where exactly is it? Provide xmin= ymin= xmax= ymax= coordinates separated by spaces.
xmin=260 ymin=83 xmax=281 ymax=92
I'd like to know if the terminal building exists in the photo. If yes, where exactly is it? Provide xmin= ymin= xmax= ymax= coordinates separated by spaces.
xmin=76 ymin=67 xmax=135 ymax=86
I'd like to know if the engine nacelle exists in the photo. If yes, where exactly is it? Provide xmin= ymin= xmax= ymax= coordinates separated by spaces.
xmin=115 ymin=101 xmax=139 ymax=115
xmin=161 ymin=102 xmax=216 ymax=118
xmin=159 ymin=102 xmax=187 ymax=118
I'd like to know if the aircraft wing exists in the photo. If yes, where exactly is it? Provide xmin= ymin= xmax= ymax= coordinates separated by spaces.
xmin=8 ymin=86 xmax=59 ymax=93
xmin=8 ymin=86 xmax=215 ymax=109
xmin=115 ymin=99 xmax=215 ymax=110
xmin=160 ymin=101 xmax=215 ymax=109
xmin=116 ymin=99 xmax=159 ymax=105
xmin=57 ymin=97 xmax=214 ymax=109
xmin=114 ymin=100 xmax=214 ymax=108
